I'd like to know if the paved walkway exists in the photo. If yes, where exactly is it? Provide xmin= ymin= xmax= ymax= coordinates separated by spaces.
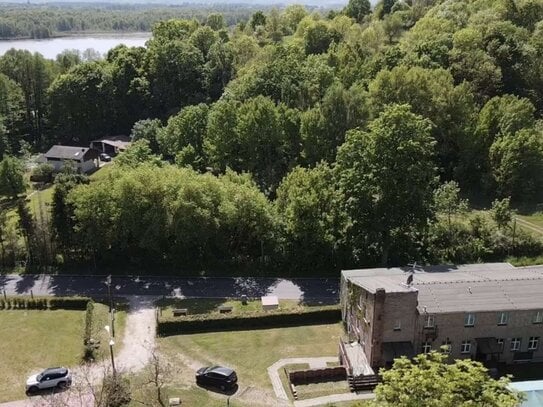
xmin=267 ymin=357 xmax=339 ymax=401
xmin=293 ymin=392 xmax=375 ymax=406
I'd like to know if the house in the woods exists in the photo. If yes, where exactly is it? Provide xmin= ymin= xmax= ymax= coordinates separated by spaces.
xmin=90 ymin=135 xmax=131 ymax=156
xmin=43 ymin=145 xmax=100 ymax=173
xmin=340 ymin=262 xmax=543 ymax=381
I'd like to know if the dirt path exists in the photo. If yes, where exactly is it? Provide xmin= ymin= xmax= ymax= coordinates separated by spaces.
xmin=115 ymin=296 xmax=157 ymax=372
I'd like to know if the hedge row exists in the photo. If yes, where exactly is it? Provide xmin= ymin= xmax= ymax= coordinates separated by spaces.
xmin=157 ymin=306 xmax=341 ymax=336
xmin=0 ymin=296 xmax=90 ymax=310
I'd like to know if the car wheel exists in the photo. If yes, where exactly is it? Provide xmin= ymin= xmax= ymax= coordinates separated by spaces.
xmin=220 ymin=385 xmax=226 ymax=391
xmin=57 ymin=381 xmax=67 ymax=389
xmin=27 ymin=386 xmax=39 ymax=394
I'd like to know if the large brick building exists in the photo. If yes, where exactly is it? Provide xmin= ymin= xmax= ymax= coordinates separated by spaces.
xmin=340 ymin=263 xmax=543 ymax=372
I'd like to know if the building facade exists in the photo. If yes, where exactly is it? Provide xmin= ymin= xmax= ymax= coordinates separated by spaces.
xmin=340 ymin=263 xmax=543 ymax=370
xmin=43 ymin=146 xmax=99 ymax=174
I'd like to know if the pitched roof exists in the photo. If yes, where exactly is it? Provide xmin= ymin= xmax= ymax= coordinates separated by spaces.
xmin=343 ymin=263 xmax=543 ymax=313
xmin=45 ymin=145 xmax=92 ymax=160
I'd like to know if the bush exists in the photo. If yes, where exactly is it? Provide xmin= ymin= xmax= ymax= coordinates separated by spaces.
xmin=100 ymin=374 xmax=131 ymax=407
xmin=30 ymin=163 xmax=54 ymax=183
xmin=157 ymin=306 xmax=341 ymax=336
xmin=49 ymin=297 xmax=90 ymax=310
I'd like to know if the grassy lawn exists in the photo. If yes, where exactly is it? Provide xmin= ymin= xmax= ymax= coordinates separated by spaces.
xmin=295 ymin=380 xmax=351 ymax=400
xmin=159 ymin=323 xmax=343 ymax=390
xmin=156 ymin=298 xmax=307 ymax=318
xmin=0 ymin=309 xmax=86 ymax=402
xmin=0 ymin=303 xmax=126 ymax=402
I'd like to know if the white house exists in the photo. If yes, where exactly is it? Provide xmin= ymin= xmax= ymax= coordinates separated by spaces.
xmin=43 ymin=145 xmax=100 ymax=173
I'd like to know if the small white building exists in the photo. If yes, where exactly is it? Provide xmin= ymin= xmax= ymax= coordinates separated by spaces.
xmin=261 ymin=295 xmax=279 ymax=311
xmin=44 ymin=145 xmax=100 ymax=174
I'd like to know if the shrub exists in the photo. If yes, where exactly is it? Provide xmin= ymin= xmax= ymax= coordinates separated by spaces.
xmin=100 ymin=374 xmax=131 ymax=407
xmin=30 ymin=163 xmax=54 ymax=183
xmin=157 ymin=306 xmax=341 ymax=336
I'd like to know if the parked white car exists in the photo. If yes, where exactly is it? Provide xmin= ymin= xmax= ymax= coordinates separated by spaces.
xmin=26 ymin=367 xmax=72 ymax=394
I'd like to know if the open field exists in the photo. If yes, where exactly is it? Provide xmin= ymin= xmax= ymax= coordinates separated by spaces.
xmin=0 ymin=302 xmax=126 ymax=402
xmin=159 ymin=323 xmax=343 ymax=390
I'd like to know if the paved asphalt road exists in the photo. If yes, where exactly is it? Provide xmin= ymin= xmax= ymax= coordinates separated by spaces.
xmin=0 ymin=274 xmax=340 ymax=303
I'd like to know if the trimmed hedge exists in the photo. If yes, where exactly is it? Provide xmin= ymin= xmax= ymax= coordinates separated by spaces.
xmin=157 ymin=306 xmax=341 ymax=336
xmin=49 ymin=297 xmax=90 ymax=310
xmin=0 ymin=296 xmax=90 ymax=310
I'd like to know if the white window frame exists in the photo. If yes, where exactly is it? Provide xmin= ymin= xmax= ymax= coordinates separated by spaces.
xmin=393 ymin=319 xmax=401 ymax=331
xmin=498 ymin=312 xmax=509 ymax=326
xmin=510 ymin=338 xmax=521 ymax=352
xmin=424 ymin=314 xmax=435 ymax=328
xmin=461 ymin=340 xmax=471 ymax=354
xmin=497 ymin=338 xmax=504 ymax=352
xmin=528 ymin=337 xmax=539 ymax=351
xmin=533 ymin=311 xmax=543 ymax=324
xmin=422 ymin=342 xmax=432 ymax=354
xmin=464 ymin=313 xmax=475 ymax=327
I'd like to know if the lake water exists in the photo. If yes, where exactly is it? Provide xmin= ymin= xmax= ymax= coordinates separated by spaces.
xmin=0 ymin=34 xmax=151 ymax=60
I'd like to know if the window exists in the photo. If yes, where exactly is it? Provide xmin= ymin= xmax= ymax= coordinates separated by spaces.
xmin=528 ymin=337 xmax=539 ymax=351
xmin=533 ymin=311 xmax=543 ymax=324
xmin=461 ymin=340 xmax=471 ymax=354
xmin=422 ymin=342 xmax=432 ymax=354
xmin=424 ymin=315 xmax=435 ymax=328
xmin=511 ymin=338 xmax=521 ymax=352
xmin=498 ymin=312 xmax=509 ymax=326
xmin=441 ymin=339 xmax=452 ymax=354
xmin=393 ymin=320 xmax=401 ymax=331
xmin=464 ymin=313 xmax=475 ymax=327
xmin=497 ymin=338 xmax=504 ymax=352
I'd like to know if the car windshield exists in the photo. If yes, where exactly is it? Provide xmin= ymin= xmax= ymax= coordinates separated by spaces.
xmin=36 ymin=374 xmax=43 ymax=381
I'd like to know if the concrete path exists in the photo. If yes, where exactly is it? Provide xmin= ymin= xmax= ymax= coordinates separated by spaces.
xmin=267 ymin=357 xmax=339 ymax=401
xmin=293 ymin=391 xmax=375 ymax=406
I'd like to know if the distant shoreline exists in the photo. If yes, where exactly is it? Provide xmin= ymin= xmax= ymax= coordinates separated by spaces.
xmin=0 ymin=31 xmax=152 ymax=42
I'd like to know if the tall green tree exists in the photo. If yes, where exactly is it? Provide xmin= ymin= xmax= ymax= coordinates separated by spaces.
xmin=0 ymin=156 xmax=26 ymax=199
xmin=489 ymin=127 xmax=543 ymax=202
xmin=158 ymin=104 xmax=209 ymax=159
xmin=336 ymin=104 xmax=437 ymax=265
xmin=373 ymin=352 xmax=521 ymax=407
xmin=344 ymin=0 xmax=371 ymax=23
xmin=275 ymin=163 xmax=344 ymax=271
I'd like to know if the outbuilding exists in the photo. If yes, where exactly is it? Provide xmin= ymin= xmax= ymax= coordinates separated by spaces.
xmin=90 ymin=135 xmax=131 ymax=156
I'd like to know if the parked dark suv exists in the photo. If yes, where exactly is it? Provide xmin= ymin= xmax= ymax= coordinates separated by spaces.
xmin=196 ymin=366 xmax=237 ymax=390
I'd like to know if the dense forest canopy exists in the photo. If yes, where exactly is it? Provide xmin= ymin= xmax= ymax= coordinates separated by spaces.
xmin=1 ymin=0 xmax=543 ymax=274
